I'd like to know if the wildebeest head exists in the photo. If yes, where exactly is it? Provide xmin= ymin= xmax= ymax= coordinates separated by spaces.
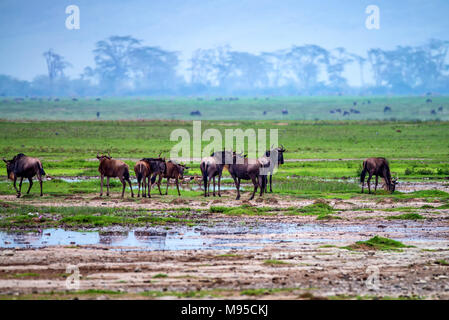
xmin=96 ymin=152 xmax=112 ymax=161
xmin=3 ymin=153 xmax=26 ymax=180
xmin=389 ymin=174 xmax=399 ymax=192
xmin=2 ymin=158 xmax=14 ymax=180
xmin=265 ymin=145 xmax=286 ymax=165
xmin=176 ymin=163 xmax=189 ymax=179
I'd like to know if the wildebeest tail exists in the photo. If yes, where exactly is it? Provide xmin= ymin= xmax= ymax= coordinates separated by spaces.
xmin=202 ymin=163 xmax=209 ymax=192
xmin=39 ymin=163 xmax=46 ymax=176
xmin=123 ymin=167 xmax=130 ymax=181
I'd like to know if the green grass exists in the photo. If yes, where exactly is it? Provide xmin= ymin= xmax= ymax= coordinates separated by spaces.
xmin=435 ymin=259 xmax=449 ymax=266
xmin=152 ymin=273 xmax=168 ymax=278
xmin=263 ymin=259 xmax=290 ymax=265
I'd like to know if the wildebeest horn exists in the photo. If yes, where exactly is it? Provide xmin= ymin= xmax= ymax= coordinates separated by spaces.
xmin=2 ymin=158 xmax=7 ymax=163
xmin=107 ymin=151 xmax=111 ymax=157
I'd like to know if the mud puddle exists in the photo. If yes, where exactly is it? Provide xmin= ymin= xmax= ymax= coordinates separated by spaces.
xmin=2 ymin=220 xmax=447 ymax=250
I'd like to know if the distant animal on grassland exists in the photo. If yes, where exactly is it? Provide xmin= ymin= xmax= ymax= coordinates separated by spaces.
xmin=431 ymin=109 xmax=437 ymax=115
xmin=438 ymin=106 xmax=443 ymax=112
xmin=335 ymin=108 xmax=342 ymax=113
xmin=97 ymin=153 xmax=133 ymax=198
xmin=426 ymin=98 xmax=433 ymax=103
xmin=360 ymin=157 xmax=398 ymax=194
xmin=190 ymin=110 xmax=202 ymax=116
xmin=384 ymin=106 xmax=392 ymax=113
xmin=343 ymin=111 xmax=350 ymax=116
xmin=3 ymin=153 xmax=45 ymax=198
xmin=282 ymin=109 xmax=288 ymax=115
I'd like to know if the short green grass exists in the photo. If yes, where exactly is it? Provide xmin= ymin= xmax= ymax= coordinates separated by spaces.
xmin=342 ymin=236 xmax=414 ymax=251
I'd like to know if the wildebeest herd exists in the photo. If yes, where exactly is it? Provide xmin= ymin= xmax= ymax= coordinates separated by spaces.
xmin=3 ymin=150 xmax=398 ymax=199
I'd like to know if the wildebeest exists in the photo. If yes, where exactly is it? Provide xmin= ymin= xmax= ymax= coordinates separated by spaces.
xmin=225 ymin=151 xmax=265 ymax=200
xmin=153 ymin=160 xmax=189 ymax=196
xmin=343 ymin=111 xmax=350 ymax=116
xmin=426 ymin=98 xmax=433 ymax=103
xmin=330 ymin=110 xmax=335 ymax=114
xmin=3 ymin=153 xmax=45 ymax=198
xmin=141 ymin=157 xmax=166 ymax=197
xmin=97 ymin=153 xmax=134 ymax=198
xmin=263 ymin=111 xmax=267 ymax=115
xmin=335 ymin=108 xmax=342 ymax=113
xmin=260 ymin=145 xmax=286 ymax=193
xmin=134 ymin=160 xmax=151 ymax=197
xmin=431 ymin=109 xmax=437 ymax=115
xmin=360 ymin=157 xmax=398 ymax=194
xmin=384 ymin=106 xmax=392 ymax=113
xmin=438 ymin=106 xmax=443 ymax=112
xmin=200 ymin=151 xmax=232 ymax=197
xmin=190 ymin=110 xmax=202 ymax=116
xmin=282 ymin=109 xmax=288 ymax=115
xmin=353 ymin=101 xmax=357 ymax=106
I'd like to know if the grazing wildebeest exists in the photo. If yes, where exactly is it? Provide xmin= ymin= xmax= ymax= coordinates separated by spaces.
xmin=438 ymin=106 xmax=443 ymax=112
xmin=360 ymin=157 xmax=398 ymax=194
xmin=426 ymin=98 xmax=433 ymax=103
xmin=263 ymin=111 xmax=267 ymax=115
xmin=153 ymin=160 xmax=189 ymax=196
xmin=282 ymin=109 xmax=288 ymax=115
xmin=343 ymin=111 xmax=350 ymax=116
xmin=200 ymin=151 xmax=232 ymax=197
xmin=141 ymin=157 xmax=166 ymax=197
xmin=97 ymin=153 xmax=134 ymax=198
xmin=431 ymin=109 xmax=437 ymax=115
xmin=260 ymin=145 xmax=286 ymax=193
xmin=384 ymin=106 xmax=392 ymax=113
xmin=330 ymin=110 xmax=335 ymax=114
xmin=3 ymin=153 xmax=45 ymax=198
xmin=225 ymin=151 xmax=265 ymax=200
xmin=335 ymin=108 xmax=342 ymax=113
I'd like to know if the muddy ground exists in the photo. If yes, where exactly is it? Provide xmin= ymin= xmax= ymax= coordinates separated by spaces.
xmin=0 ymin=182 xmax=448 ymax=300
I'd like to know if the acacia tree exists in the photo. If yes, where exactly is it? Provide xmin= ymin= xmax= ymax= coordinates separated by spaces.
xmin=327 ymin=47 xmax=353 ymax=89
xmin=43 ymin=49 xmax=71 ymax=82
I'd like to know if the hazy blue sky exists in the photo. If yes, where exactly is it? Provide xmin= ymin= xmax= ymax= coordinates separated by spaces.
xmin=0 ymin=0 xmax=448 ymax=83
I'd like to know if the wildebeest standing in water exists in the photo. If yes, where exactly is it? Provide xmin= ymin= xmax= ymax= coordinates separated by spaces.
xmin=260 ymin=145 xmax=286 ymax=193
xmin=97 ymin=153 xmax=134 ymax=198
xmin=3 ymin=153 xmax=45 ymax=198
xmin=153 ymin=160 xmax=189 ymax=196
xmin=360 ymin=157 xmax=398 ymax=194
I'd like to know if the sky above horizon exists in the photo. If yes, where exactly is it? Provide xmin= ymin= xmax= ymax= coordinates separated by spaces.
xmin=0 ymin=0 xmax=448 ymax=84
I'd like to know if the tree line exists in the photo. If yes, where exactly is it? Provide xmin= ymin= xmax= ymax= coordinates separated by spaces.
xmin=1 ymin=36 xmax=448 ymax=96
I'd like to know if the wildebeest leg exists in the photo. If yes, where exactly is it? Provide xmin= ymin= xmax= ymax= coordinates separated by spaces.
xmin=18 ymin=177 xmax=23 ymax=197
xmin=269 ymin=174 xmax=273 ymax=193
xmin=157 ymin=175 xmax=163 ymax=195
xmin=13 ymin=176 xmax=20 ymax=197
xmin=249 ymin=176 xmax=258 ymax=200
xmin=259 ymin=176 xmax=264 ymax=197
xmin=147 ymin=176 xmax=152 ymax=198
xmin=106 ymin=177 xmax=110 ymax=196
xmin=39 ymin=176 xmax=43 ymax=196
xmin=218 ymin=174 xmax=221 ymax=197
xmin=119 ymin=177 xmax=126 ymax=198
xmin=361 ymin=175 xmax=365 ymax=193
xmin=126 ymin=177 xmax=134 ymax=198
xmin=137 ymin=177 xmax=141 ymax=197
xmin=26 ymin=177 xmax=33 ymax=194
xmin=367 ymin=173 xmax=373 ymax=194
xmin=232 ymin=176 xmax=240 ymax=200
xmin=176 ymin=178 xmax=181 ymax=196
xmin=207 ymin=177 xmax=212 ymax=197
xmin=375 ymin=176 xmax=379 ymax=193
xmin=213 ymin=176 xmax=216 ymax=196
xmin=165 ymin=178 xmax=170 ymax=195
xmin=100 ymin=174 xmax=104 ymax=196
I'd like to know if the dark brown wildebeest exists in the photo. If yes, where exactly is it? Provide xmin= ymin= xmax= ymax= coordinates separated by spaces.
xmin=360 ymin=157 xmax=398 ymax=194
xmin=3 ymin=153 xmax=45 ymax=198
xmin=141 ymin=157 xmax=166 ymax=197
xmin=153 ymin=160 xmax=189 ymax=196
xmin=384 ymin=106 xmax=392 ymax=113
xmin=282 ymin=109 xmax=288 ymax=115
xmin=260 ymin=145 xmax=286 ymax=193
xmin=97 ymin=153 xmax=134 ymax=198
xmin=224 ymin=151 xmax=265 ymax=200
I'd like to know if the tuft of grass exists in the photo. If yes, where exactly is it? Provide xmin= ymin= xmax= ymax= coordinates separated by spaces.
xmin=434 ymin=259 xmax=449 ymax=266
xmin=386 ymin=213 xmax=425 ymax=220
xmin=263 ymin=259 xmax=290 ymax=266
xmin=13 ymin=273 xmax=40 ymax=278
xmin=152 ymin=273 xmax=168 ymax=278
xmin=343 ymin=236 xmax=414 ymax=251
